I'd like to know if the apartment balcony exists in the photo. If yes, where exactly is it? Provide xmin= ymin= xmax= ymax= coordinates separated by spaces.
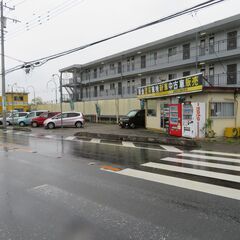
xmin=62 ymin=78 xmax=82 ymax=87
xmin=80 ymin=36 xmax=240 ymax=85
xmin=204 ymin=73 xmax=240 ymax=87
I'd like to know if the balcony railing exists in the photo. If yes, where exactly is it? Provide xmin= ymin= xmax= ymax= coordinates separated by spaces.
xmin=79 ymin=35 xmax=240 ymax=83
xmin=204 ymin=72 xmax=240 ymax=86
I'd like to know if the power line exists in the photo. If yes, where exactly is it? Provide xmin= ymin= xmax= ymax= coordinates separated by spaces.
xmin=5 ymin=0 xmax=225 ymax=75
xmin=6 ymin=0 xmax=84 ymax=40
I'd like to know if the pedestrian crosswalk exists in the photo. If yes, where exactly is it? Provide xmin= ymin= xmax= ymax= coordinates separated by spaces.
xmin=118 ymin=151 xmax=240 ymax=200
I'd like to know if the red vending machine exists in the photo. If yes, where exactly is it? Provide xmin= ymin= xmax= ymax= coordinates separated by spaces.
xmin=169 ymin=104 xmax=182 ymax=137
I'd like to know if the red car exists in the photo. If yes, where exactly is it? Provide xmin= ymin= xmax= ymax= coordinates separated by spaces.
xmin=31 ymin=112 xmax=60 ymax=127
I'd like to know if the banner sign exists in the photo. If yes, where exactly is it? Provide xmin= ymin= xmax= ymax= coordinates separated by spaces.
xmin=137 ymin=74 xmax=203 ymax=99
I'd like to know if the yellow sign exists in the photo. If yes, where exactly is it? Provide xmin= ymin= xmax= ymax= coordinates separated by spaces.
xmin=137 ymin=74 xmax=203 ymax=99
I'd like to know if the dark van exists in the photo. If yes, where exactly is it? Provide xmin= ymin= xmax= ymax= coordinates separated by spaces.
xmin=119 ymin=109 xmax=145 ymax=129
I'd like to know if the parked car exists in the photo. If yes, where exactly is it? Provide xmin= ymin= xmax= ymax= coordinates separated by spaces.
xmin=44 ymin=112 xmax=85 ymax=129
xmin=18 ymin=110 xmax=48 ymax=127
xmin=7 ymin=112 xmax=29 ymax=125
xmin=119 ymin=109 xmax=145 ymax=128
xmin=31 ymin=112 xmax=60 ymax=127
xmin=0 ymin=111 xmax=28 ymax=125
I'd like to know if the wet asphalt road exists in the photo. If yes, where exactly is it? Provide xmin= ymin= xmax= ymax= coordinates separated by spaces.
xmin=0 ymin=131 xmax=240 ymax=240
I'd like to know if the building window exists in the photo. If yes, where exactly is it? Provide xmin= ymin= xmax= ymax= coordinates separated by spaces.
xmin=94 ymin=69 xmax=97 ymax=78
xmin=227 ymin=64 xmax=237 ymax=84
xmin=132 ymin=80 xmax=135 ymax=94
xmin=131 ymin=57 xmax=135 ymax=70
xmin=147 ymin=100 xmax=157 ymax=117
xmin=210 ymin=102 xmax=234 ymax=117
xmin=168 ymin=47 xmax=177 ymax=57
xmin=209 ymin=65 xmax=215 ymax=85
xmin=85 ymin=87 xmax=88 ymax=98
xmin=94 ymin=86 xmax=98 ymax=97
xmin=14 ymin=96 xmax=24 ymax=101
xmin=150 ymin=76 xmax=155 ymax=84
xmin=110 ymin=83 xmax=115 ymax=90
xmin=183 ymin=71 xmax=190 ymax=77
xmin=118 ymin=62 xmax=122 ymax=74
xmin=118 ymin=82 xmax=122 ymax=95
xmin=141 ymin=55 xmax=146 ymax=68
xmin=183 ymin=43 xmax=190 ymax=60
xmin=168 ymin=73 xmax=176 ymax=80
xmin=209 ymin=36 xmax=215 ymax=54
xmin=100 ymin=85 xmax=104 ymax=92
xmin=127 ymin=58 xmax=130 ymax=71
xmin=227 ymin=31 xmax=237 ymax=50
xmin=141 ymin=78 xmax=146 ymax=86
xmin=127 ymin=80 xmax=130 ymax=94
xmin=99 ymin=66 xmax=103 ymax=74
xmin=199 ymin=39 xmax=206 ymax=56
xmin=153 ymin=52 xmax=157 ymax=64
xmin=110 ymin=63 xmax=114 ymax=70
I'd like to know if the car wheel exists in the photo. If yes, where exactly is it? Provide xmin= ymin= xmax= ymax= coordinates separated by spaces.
xmin=130 ymin=123 xmax=136 ymax=129
xmin=47 ymin=122 xmax=55 ymax=129
xmin=6 ymin=121 xmax=10 ymax=126
xmin=0 ymin=121 xmax=2 ymax=125
xmin=32 ymin=122 xmax=38 ymax=128
xmin=75 ymin=121 xmax=82 ymax=128
xmin=19 ymin=121 xmax=25 ymax=127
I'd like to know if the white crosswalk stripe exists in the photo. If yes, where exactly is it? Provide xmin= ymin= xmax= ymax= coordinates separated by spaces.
xmin=161 ymin=157 xmax=240 ymax=171
xmin=122 ymin=141 xmax=135 ymax=147
xmin=65 ymin=136 xmax=76 ymax=141
xmin=178 ymin=153 xmax=240 ymax=164
xmin=160 ymin=145 xmax=182 ymax=153
xmin=118 ymin=168 xmax=240 ymax=200
xmin=117 ymin=151 xmax=240 ymax=200
xmin=191 ymin=150 xmax=240 ymax=158
xmin=90 ymin=138 xmax=101 ymax=143
xmin=142 ymin=162 xmax=240 ymax=183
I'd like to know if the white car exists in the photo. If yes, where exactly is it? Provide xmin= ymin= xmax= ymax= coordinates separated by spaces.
xmin=44 ymin=112 xmax=85 ymax=129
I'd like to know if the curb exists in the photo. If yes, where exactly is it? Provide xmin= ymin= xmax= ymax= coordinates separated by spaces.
xmin=12 ymin=127 xmax=32 ymax=132
xmin=74 ymin=132 xmax=198 ymax=147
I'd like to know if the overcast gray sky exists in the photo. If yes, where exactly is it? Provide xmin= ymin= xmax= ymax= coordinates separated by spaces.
xmin=2 ymin=0 xmax=240 ymax=102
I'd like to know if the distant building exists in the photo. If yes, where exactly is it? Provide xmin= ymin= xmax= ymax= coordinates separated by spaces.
xmin=59 ymin=14 xmax=240 ymax=136
xmin=0 ymin=92 xmax=29 ymax=112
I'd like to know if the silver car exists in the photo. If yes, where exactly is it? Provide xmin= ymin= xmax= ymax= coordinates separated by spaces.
xmin=44 ymin=112 xmax=85 ymax=129
xmin=0 ymin=112 xmax=28 ymax=125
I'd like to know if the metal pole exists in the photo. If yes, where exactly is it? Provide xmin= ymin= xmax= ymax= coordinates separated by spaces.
xmin=195 ymin=32 xmax=198 ymax=73
xmin=1 ymin=1 xmax=6 ymax=129
xmin=60 ymin=72 xmax=63 ymax=128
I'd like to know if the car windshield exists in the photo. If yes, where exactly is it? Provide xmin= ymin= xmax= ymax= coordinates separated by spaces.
xmin=127 ymin=110 xmax=138 ymax=117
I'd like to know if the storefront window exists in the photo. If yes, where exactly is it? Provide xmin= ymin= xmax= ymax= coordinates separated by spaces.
xmin=210 ymin=102 xmax=234 ymax=117
xmin=147 ymin=100 xmax=157 ymax=117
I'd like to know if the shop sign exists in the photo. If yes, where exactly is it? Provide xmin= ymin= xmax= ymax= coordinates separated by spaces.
xmin=137 ymin=74 xmax=203 ymax=99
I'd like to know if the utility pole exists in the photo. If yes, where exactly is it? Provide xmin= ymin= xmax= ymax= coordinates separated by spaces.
xmin=1 ymin=1 xmax=20 ymax=129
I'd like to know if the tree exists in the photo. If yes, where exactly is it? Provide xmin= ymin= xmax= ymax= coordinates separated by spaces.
xmin=31 ymin=97 xmax=43 ymax=105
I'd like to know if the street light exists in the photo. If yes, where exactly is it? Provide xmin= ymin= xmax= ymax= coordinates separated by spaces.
xmin=47 ymin=77 xmax=57 ymax=104
xmin=26 ymin=85 xmax=36 ymax=109
xmin=52 ymin=73 xmax=63 ymax=129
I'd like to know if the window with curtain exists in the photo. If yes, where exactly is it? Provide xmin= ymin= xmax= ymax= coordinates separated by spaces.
xmin=210 ymin=102 xmax=234 ymax=117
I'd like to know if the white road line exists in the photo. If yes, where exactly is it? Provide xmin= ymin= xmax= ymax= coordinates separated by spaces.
xmin=13 ymin=132 xmax=22 ymax=135
xmin=122 ymin=141 xmax=135 ymax=147
xmin=161 ymin=157 xmax=240 ymax=172
xmin=117 ymin=168 xmax=240 ymax=200
xmin=160 ymin=145 xmax=182 ymax=153
xmin=65 ymin=136 xmax=76 ymax=141
xmin=178 ymin=153 xmax=240 ymax=164
xmin=142 ymin=162 xmax=240 ymax=183
xmin=191 ymin=150 xmax=240 ymax=158
xmin=90 ymin=138 xmax=101 ymax=143
xmin=44 ymin=135 xmax=55 ymax=139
